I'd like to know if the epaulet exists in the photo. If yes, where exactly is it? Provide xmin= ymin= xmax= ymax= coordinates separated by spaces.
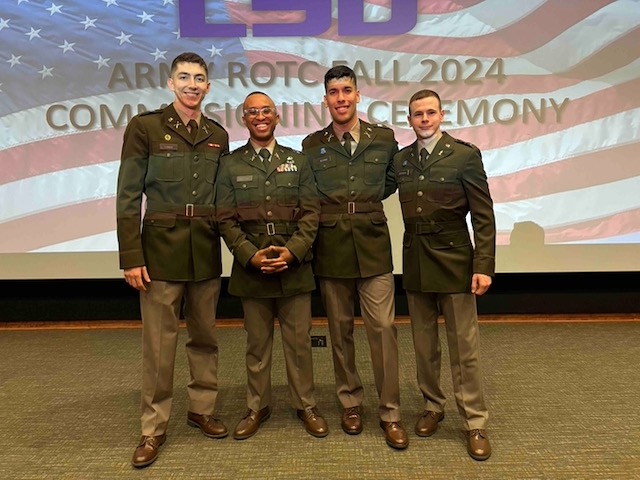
xmin=451 ymin=136 xmax=479 ymax=150
xmin=301 ymin=131 xmax=319 ymax=144
xmin=202 ymin=114 xmax=225 ymax=131
xmin=229 ymin=145 xmax=246 ymax=156
xmin=373 ymin=122 xmax=393 ymax=131
xmin=398 ymin=143 xmax=413 ymax=154
xmin=139 ymin=108 xmax=163 ymax=116
xmin=276 ymin=143 xmax=299 ymax=153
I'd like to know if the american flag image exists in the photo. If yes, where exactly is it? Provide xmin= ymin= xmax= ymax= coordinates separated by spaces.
xmin=1 ymin=1 xmax=639 ymax=270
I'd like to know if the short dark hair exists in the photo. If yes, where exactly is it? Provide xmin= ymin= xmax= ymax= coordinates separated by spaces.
xmin=171 ymin=52 xmax=208 ymax=77
xmin=408 ymin=89 xmax=441 ymax=114
xmin=243 ymin=91 xmax=276 ymax=110
xmin=324 ymin=65 xmax=357 ymax=91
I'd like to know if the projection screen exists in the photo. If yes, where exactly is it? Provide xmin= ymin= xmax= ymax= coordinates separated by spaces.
xmin=1 ymin=0 xmax=639 ymax=279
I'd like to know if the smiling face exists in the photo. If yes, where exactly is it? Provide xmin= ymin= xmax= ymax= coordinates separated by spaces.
xmin=242 ymin=92 xmax=279 ymax=146
xmin=408 ymin=96 xmax=444 ymax=141
xmin=324 ymin=77 xmax=360 ymax=129
xmin=167 ymin=61 xmax=210 ymax=114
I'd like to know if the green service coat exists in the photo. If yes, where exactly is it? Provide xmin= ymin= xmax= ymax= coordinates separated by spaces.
xmin=302 ymin=121 xmax=398 ymax=279
xmin=116 ymin=104 xmax=229 ymax=281
xmin=215 ymin=142 xmax=319 ymax=297
xmin=393 ymin=132 xmax=496 ymax=293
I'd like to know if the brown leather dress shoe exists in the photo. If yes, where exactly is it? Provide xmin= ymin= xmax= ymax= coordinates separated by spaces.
xmin=131 ymin=434 xmax=166 ymax=468
xmin=187 ymin=411 xmax=228 ymax=439
xmin=233 ymin=407 xmax=271 ymax=440
xmin=415 ymin=410 xmax=445 ymax=437
xmin=380 ymin=421 xmax=409 ymax=450
xmin=467 ymin=429 xmax=492 ymax=461
xmin=296 ymin=407 xmax=329 ymax=438
xmin=341 ymin=406 xmax=363 ymax=435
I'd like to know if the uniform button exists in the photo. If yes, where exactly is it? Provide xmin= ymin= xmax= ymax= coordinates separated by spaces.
xmin=416 ymin=207 xmax=422 ymax=213
xmin=449 ymin=241 xmax=454 ymax=246
xmin=194 ymin=155 xmax=199 ymax=161
xmin=373 ymin=158 xmax=379 ymax=163
xmin=192 ymin=190 xmax=197 ymax=196
xmin=242 ymin=184 xmax=247 ymax=189
xmin=267 ymin=211 xmax=273 ymax=217
xmin=440 ymin=177 xmax=445 ymax=182
xmin=193 ymin=173 xmax=199 ymax=179
xmin=417 ymin=191 xmax=423 ymax=197
xmin=287 ymin=182 xmax=292 ymax=186
xmin=166 ymin=153 xmax=171 ymax=158
xmin=350 ymin=176 xmax=355 ymax=181
xmin=348 ymin=162 xmax=353 ymax=166
xmin=350 ymin=191 xmax=356 ymax=196
xmin=265 ymin=180 xmax=271 ymax=186
xmin=266 ymin=195 xmax=271 ymax=201
xmin=418 ymin=175 xmax=425 ymax=181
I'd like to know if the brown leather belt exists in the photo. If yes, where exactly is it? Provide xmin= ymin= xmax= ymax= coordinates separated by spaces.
xmin=320 ymin=202 xmax=383 ymax=214
xmin=404 ymin=220 xmax=467 ymax=234
xmin=242 ymin=222 xmax=297 ymax=236
xmin=146 ymin=201 xmax=215 ymax=217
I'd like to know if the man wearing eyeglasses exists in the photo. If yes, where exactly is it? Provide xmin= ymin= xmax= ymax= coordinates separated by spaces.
xmin=216 ymin=91 xmax=328 ymax=440
xmin=302 ymin=66 xmax=407 ymax=449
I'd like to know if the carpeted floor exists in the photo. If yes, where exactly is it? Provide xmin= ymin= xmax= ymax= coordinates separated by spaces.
xmin=1 ymin=320 xmax=639 ymax=479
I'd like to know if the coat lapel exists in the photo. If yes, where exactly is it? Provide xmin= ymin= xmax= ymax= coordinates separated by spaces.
xmin=424 ymin=134 xmax=454 ymax=170
xmin=320 ymin=125 xmax=346 ymax=155
xmin=405 ymin=141 xmax=421 ymax=170
xmin=353 ymin=121 xmax=375 ymax=157
xmin=266 ymin=145 xmax=284 ymax=176
xmin=238 ymin=142 xmax=266 ymax=172
xmin=163 ymin=106 xmax=192 ymax=144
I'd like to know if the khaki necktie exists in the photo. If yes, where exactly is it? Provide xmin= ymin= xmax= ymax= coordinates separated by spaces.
xmin=188 ymin=119 xmax=198 ymax=141
xmin=420 ymin=148 xmax=429 ymax=168
xmin=343 ymin=132 xmax=353 ymax=156
xmin=259 ymin=148 xmax=271 ymax=163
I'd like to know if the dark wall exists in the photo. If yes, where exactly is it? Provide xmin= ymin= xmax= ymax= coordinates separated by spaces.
xmin=1 ymin=272 xmax=639 ymax=322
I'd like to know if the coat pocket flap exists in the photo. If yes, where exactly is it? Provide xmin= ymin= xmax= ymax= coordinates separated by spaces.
xmin=427 ymin=231 xmax=470 ymax=250
xmin=369 ymin=211 xmax=387 ymax=225
xmin=143 ymin=215 xmax=176 ymax=228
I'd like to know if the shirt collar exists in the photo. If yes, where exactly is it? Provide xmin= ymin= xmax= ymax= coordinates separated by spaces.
xmin=334 ymin=119 xmax=361 ymax=143
xmin=250 ymin=139 xmax=276 ymax=156
xmin=418 ymin=132 xmax=442 ymax=155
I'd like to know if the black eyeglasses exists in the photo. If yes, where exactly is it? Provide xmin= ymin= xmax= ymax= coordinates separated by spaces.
xmin=243 ymin=107 xmax=275 ymax=118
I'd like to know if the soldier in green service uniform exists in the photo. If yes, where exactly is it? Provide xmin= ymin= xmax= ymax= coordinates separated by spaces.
xmin=216 ymin=91 xmax=328 ymax=441
xmin=117 ymin=52 xmax=229 ymax=468
xmin=393 ymin=89 xmax=496 ymax=461
xmin=302 ymin=65 xmax=408 ymax=450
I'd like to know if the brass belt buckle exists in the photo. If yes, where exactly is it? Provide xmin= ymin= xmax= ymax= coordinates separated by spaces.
xmin=185 ymin=204 xmax=194 ymax=217
xmin=347 ymin=202 xmax=356 ymax=214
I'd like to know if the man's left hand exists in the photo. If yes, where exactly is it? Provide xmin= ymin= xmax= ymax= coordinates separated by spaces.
xmin=471 ymin=273 xmax=492 ymax=296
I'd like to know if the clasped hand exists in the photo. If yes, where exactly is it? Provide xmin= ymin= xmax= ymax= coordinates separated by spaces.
xmin=250 ymin=245 xmax=294 ymax=274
